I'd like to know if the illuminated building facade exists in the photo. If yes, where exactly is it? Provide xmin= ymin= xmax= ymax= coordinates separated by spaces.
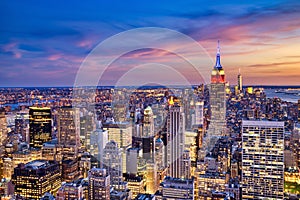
xmin=103 ymin=122 xmax=132 ymax=173
xmin=57 ymin=107 xmax=80 ymax=159
xmin=126 ymin=148 xmax=141 ymax=175
xmin=0 ymin=108 xmax=7 ymax=156
xmin=61 ymin=159 xmax=80 ymax=182
xmin=145 ymin=162 xmax=157 ymax=194
xmin=197 ymin=172 xmax=226 ymax=199
xmin=242 ymin=120 xmax=284 ymax=199
xmin=15 ymin=112 xmax=29 ymax=143
xmin=298 ymin=99 xmax=300 ymax=122
xmin=142 ymin=106 xmax=155 ymax=161
xmin=103 ymin=141 xmax=123 ymax=188
xmin=42 ymin=139 xmax=58 ymax=161
xmin=88 ymin=168 xmax=110 ymax=200
xmin=12 ymin=160 xmax=61 ymax=199
xmin=79 ymin=153 xmax=91 ymax=178
xmin=56 ymin=182 xmax=84 ymax=200
xmin=167 ymin=104 xmax=185 ymax=178
xmin=124 ymin=174 xmax=145 ymax=199
xmin=207 ymin=41 xmax=226 ymax=151
xmin=237 ymin=69 xmax=242 ymax=92
xmin=181 ymin=150 xmax=191 ymax=179
xmin=89 ymin=128 xmax=108 ymax=167
xmin=155 ymin=176 xmax=194 ymax=199
xmin=194 ymin=101 xmax=204 ymax=126
xmin=29 ymin=107 xmax=52 ymax=148
xmin=2 ymin=149 xmax=42 ymax=180
xmin=80 ymin=114 xmax=95 ymax=148
xmin=155 ymin=138 xmax=165 ymax=170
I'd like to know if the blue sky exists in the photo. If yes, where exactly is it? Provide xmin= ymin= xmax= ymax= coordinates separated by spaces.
xmin=1 ymin=0 xmax=300 ymax=86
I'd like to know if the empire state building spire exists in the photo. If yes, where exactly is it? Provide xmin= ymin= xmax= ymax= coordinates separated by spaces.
xmin=211 ymin=40 xmax=225 ymax=83
xmin=215 ymin=40 xmax=222 ymax=69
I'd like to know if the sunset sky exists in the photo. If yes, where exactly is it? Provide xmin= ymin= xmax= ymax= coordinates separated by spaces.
xmin=1 ymin=0 xmax=300 ymax=86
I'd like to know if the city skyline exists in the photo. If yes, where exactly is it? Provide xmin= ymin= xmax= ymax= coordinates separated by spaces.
xmin=1 ymin=1 xmax=300 ymax=87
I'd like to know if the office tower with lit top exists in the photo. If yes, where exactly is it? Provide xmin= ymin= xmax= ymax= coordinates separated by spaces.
xmin=242 ymin=120 xmax=284 ymax=199
xmin=167 ymin=101 xmax=185 ymax=178
xmin=88 ymin=168 xmax=110 ymax=200
xmin=12 ymin=160 xmax=61 ymax=199
xmin=29 ymin=107 xmax=52 ymax=148
xmin=207 ymin=41 xmax=226 ymax=151
xmin=142 ymin=106 xmax=155 ymax=161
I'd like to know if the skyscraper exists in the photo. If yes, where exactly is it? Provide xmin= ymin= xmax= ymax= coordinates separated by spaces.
xmin=207 ymin=41 xmax=226 ymax=151
xmin=0 ymin=108 xmax=7 ymax=155
xmin=57 ymin=107 xmax=80 ymax=159
xmin=167 ymin=103 xmax=185 ymax=178
xmin=126 ymin=147 xmax=141 ymax=175
xmin=142 ymin=106 xmax=155 ymax=161
xmin=29 ymin=107 xmax=52 ymax=148
xmin=194 ymin=101 xmax=204 ymax=126
xmin=242 ymin=120 xmax=284 ymax=199
xmin=103 ymin=122 xmax=132 ymax=173
xmin=88 ymin=168 xmax=110 ymax=200
xmin=237 ymin=68 xmax=242 ymax=92
xmin=102 ymin=141 xmax=123 ymax=189
xmin=298 ymin=99 xmax=300 ymax=123
xmin=15 ymin=112 xmax=29 ymax=143
xmin=87 ymin=126 xmax=108 ymax=167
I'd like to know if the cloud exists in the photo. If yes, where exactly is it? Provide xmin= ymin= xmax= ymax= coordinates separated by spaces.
xmin=247 ymin=61 xmax=300 ymax=68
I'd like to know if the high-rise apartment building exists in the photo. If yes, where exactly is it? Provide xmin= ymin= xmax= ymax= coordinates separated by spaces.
xmin=88 ymin=168 xmax=110 ymax=200
xmin=207 ymin=41 xmax=226 ymax=151
xmin=242 ymin=120 xmax=284 ymax=199
xmin=29 ymin=107 xmax=52 ymax=148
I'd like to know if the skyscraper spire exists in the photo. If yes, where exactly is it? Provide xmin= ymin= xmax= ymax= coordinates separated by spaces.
xmin=215 ymin=40 xmax=222 ymax=69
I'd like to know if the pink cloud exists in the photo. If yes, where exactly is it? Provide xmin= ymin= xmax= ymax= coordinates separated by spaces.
xmin=14 ymin=51 xmax=22 ymax=58
xmin=48 ymin=54 xmax=62 ymax=61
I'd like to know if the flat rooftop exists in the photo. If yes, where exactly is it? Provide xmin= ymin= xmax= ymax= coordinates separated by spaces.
xmin=25 ymin=160 xmax=49 ymax=169
xmin=242 ymin=120 xmax=284 ymax=127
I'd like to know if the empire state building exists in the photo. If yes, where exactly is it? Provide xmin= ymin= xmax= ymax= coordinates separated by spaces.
xmin=206 ymin=41 xmax=226 ymax=151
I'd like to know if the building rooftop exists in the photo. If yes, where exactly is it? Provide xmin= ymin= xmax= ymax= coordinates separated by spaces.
xmin=134 ymin=193 xmax=155 ymax=200
xmin=242 ymin=120 xmax=284 ymax=127
xmin=25 ymin=160 xmax=50 ymax=169
xmin=160 ymin=176 xmax=194 ymax=188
